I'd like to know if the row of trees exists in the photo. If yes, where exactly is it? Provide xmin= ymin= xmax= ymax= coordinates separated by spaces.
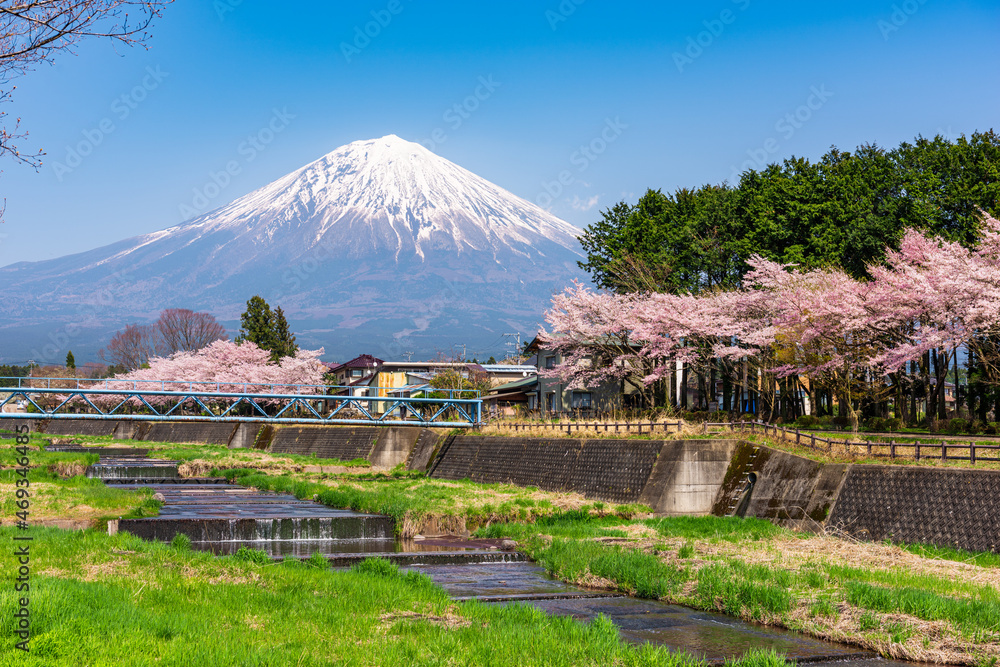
xmin=545 ymin=214 xmax=1000 ymax=431
xmin=579 ymin=132 xmax=1000 ymax=293
xmin=567 ymin=132 xmax=1000 ymax=426
xmin=99 ymin=297 xmax=298 ymax=371
xmin=100 ymin=308 xmax=228 ymax=371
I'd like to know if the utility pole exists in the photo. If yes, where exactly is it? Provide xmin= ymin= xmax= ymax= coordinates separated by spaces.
xmin=501 ymin=333 xmax=521 ymax=362
xmin=453 ymin=343 xmax=467 ymax=361
xmin=402 ymin=351 xmax=414 ymax=362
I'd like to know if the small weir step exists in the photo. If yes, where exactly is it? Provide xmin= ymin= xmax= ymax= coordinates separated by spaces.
xmin=408 ymin=562 xmax=888 ymax=666
xmin=105 ymin=477 xmax=228 ymax=485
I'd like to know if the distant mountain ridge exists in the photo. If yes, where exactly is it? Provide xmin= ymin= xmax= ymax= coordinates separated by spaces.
xmin=0 ymin=135 xmax=586 ymax=363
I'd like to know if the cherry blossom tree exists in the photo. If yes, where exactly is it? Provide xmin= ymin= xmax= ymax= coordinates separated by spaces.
xmin=539 ymin=211 xmax=1000 ymax=428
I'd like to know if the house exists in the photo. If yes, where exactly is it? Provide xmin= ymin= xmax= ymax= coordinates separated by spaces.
xmin=525 ymin=337 xmax=624 ymax=414
xmin=483 ymin=375 xmax=538 ymax=416
xmin=326 ymin=355 xmax=384 ymax=392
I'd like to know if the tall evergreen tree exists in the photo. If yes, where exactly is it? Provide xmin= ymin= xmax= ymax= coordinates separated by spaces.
xmin=235 ymin=296 xmax=298 ymax=362
xmin=270 ymin=307 xmax=298 ymax=361
xmin=65 ymin=351 xmax=76 ymax=370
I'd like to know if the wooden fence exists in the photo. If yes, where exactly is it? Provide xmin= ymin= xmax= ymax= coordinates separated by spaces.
xmin=487 ymin=418 xmax=1000 ymax=463
xmin=489 ymin=420 xmax=684 ymax=436
xmin=716 ymin=421 xmax=1000 ymax=464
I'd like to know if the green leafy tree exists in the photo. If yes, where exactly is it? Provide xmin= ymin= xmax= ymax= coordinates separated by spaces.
xmin=235 ymin=296 xmax=299 ymax=362
xmin=65 ymin=351 xmax=76 ymax=370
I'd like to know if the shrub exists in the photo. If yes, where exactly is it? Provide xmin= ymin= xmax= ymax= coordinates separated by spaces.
xmin=306 ymin=551 xmax=329 ymax=570
xmin=831 ymin=416 xmax=850 ymax=431
xmin=351 ymin=557 xmax=399 ymax=578
xmin=864 ymin=417 xmax=885 ymax=432
xmin=796 ymin=415 xmax=818 ymax=429
xmin=170 ymin=533 xmax=192 ymax=551
xmin=883 ymin=418 xmax=903 ymax=432
xmin=948 ymin=418 xmax=969 ymax=435
xmin=987 ymin=423 xmax=999 ymax=435
xmin=233 ymin=546 xmax=270 ymax=565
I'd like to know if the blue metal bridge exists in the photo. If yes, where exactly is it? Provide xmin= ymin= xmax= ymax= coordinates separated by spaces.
xmin=0 ymin=378 xmax=482 ymax=428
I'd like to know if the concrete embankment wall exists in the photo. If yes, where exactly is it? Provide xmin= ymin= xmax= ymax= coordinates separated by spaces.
xmin=828 ymin=465 xmax=1000 ymax=553
xmin=6 ymin=417 xmax=1000 ymax=553
xmin=711 ymin=442 xmax=849 ymax=529
xmin=427 ymin=435 xmax=663 ymax=504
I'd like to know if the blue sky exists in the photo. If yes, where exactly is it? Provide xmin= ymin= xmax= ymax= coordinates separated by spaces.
xmin=1 ymin=0 xmax=997 ymax=265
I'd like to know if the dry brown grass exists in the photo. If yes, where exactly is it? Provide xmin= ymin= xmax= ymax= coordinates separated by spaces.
xmin=564 ymin=529 xmax=1000 ymax=664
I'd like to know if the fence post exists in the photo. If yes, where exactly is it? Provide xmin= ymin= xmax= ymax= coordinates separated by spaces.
xmin=796 ymin=429 xmax=801 ymax=445
xmin=703 ymin=422 xmax=707 ymax=434
xmin=889 ymin=440 xmax=895 ymax=459
xmin=971 ymin=441 xmax=976 ymax=465
xmin=915 ymin=442 xmax=920 ymax=461
xmin=810 ymin=433 xmax=815 ymax=449
xmin=942 ymin=443 xmax=947 ymax=461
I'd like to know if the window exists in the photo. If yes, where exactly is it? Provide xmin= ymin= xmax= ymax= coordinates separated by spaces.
xmin=571 ymin=392 xmax=592 ymax=410
xmin=351 ymin=369 xmax=364 ymax=377
xmin=545 ymin=356 xmax=557 ymax=369
xmin=546 ymin=393 xmax=556 ymax=411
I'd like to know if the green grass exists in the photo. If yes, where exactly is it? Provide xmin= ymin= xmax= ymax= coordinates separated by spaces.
xmin=898 ymin=542 xmax=1000 ymax=569
xmin=223 ymin=470 xmax=646 ymax=535
xmin=845 ymin=582 xmax=1000 ymax=638
xmin=0 ymin=526 xmax=740 ymax=667
xmin=695 ymin=562 xmax=793 ymax=622
xmin=0 ymin=471 xmax=160 ymax=523
xmin=643 ymin=515 xmax=790 ymax=542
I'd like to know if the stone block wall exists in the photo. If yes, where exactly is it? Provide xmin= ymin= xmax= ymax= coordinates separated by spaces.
xmin=828 ymin=465 xmax=1000 ymax=553
xmin=429 ymin=435 xmax=662 ymax=503
xmin=270 ymin=426 xmax=380 ymax=461
xmin=142 ymin=422 xmax=241 ymax=446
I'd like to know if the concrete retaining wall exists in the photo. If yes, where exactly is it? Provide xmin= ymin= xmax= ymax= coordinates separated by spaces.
xmin=43 ymin=419 xmax=120 ymax=437
xmin=638 ymin=440 xmax=740 ymax=516
xmin=270 ymin=426 xmax=379 ymax=461
xmin=828 ymin=465 xmax=1000 ymax=553
xmin=142 ymin=422 xmax=242 ymax=446
xmin=429 ymin=436 xmax=662 ymax=504
xmin=711 ymin=443 xmax=848 ymax=529
xmin=7 ymin=416 xmax=1000 ymax=553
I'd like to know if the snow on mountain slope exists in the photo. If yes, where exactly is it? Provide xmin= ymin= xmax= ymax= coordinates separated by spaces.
xmin=0 ymin=135 xmax=588 ymax=362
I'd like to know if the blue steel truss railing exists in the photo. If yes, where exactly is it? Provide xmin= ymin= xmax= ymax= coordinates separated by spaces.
xmin=0 ymin=377 xmax=478 ymax=399
xmin=0 ymin=387 xmax=482 ymax=427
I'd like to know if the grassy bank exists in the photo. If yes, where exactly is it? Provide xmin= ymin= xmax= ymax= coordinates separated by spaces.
xmin=477 ymin=514 xmax=1000 ymax=665
xmin=0 ymin=527 xmax=790 ymax=667
xmin=0 ymin=435 xmax=158 ymax=526
xmin=221 ymin=468 xmax=648 ymax=537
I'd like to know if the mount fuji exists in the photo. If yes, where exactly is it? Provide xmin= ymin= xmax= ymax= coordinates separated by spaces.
xmin=0 ymin=135 xmax=587 ymax=363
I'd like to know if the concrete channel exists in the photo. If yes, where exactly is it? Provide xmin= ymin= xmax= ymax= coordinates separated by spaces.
xmin=82 ymin=447 xmax=922 ymax=665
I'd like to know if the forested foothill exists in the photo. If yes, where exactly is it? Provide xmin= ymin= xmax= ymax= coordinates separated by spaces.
xmin=560 ymin=132 xmax=1000 ymax=432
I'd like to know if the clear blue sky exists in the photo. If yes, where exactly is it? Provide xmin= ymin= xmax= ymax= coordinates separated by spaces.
xmin=2 ymin=0 xmax=997 ymax=265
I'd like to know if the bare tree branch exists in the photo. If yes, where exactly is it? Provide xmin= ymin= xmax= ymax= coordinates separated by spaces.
xmin=0 ymin=0 xmax=171 ymax=179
